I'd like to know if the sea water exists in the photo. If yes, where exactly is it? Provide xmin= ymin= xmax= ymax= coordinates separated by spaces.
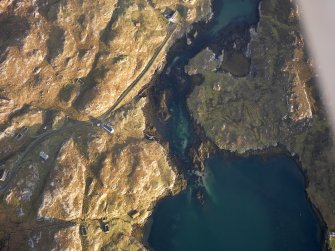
xmin=149 ymin=155 xmax=322 ymax=251
xmin=148 ymin=0 xmax=323 ymax=250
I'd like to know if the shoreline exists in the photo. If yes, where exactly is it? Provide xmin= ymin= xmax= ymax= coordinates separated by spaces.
xmin=143 ymin=0 xmax=330 ymax=249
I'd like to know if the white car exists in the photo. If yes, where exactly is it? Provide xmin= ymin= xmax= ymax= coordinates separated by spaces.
xmin=0 ymin=169 xmax=9 ymax=182
xmin=101 ymin=123 xmax=114 ymax=134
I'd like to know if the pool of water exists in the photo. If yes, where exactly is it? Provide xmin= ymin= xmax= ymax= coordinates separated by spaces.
xmin=148 ymin=155 xmax=322 ymax=251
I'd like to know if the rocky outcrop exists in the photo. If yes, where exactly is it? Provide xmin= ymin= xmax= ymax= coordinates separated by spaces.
xmin=87 ymin=140 xmax=176 ymax=220
xmin=0 ymin=105 xmax=44 ymax=160
xmin=186 ymin=0 xmax=335 ymax=234
xmin=38 ymin=138 xmax=87 ymax=221
xmin=50 ymin=227 xmax=82 ymax=251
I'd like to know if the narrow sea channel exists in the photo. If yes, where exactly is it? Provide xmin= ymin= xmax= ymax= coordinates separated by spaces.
xmin=148 ymin=0 xmax=323 ymax=250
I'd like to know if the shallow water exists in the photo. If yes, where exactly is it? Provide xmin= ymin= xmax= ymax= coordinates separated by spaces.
xmin=149 ymin=155 xmax=322 ymax=251
xmin=211 ymin=0 xmax=259 ymax=34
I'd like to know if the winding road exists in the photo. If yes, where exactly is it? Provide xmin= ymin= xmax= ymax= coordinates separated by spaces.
xmin=99 ymin=24 xmax=177 ymax=120
xmin=0 ymin=23 xmax=177 ymax=193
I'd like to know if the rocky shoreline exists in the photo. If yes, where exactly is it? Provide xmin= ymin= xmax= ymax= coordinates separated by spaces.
xmin=186 ymin=1 xmax=334 ymax=249
xmin=145 ymin=0 xmax=333 ymax=250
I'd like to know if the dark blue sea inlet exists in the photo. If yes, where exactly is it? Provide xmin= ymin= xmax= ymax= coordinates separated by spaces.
xmin=148 ymin=155 xmax=322 ymax=251
xmin=148 ymin=0 xmax=323 ymax=250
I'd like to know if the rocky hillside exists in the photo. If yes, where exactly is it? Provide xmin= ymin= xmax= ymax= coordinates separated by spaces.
xmin=0 ymin=0 xmax=211 ymax=120
xmin=0 ymin=98 xmax=178 ymax=250
xmin=0 ymin=0 xmax=212 ymax=250
xmin=186 ymin=0 xmax=335 ymax=241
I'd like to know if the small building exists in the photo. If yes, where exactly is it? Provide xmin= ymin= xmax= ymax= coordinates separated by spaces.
xmin=128 ymin=210 xmax=140 ymax=219
xmin=168 ymin=11 xmax=182 ymax=24
xmin=101 ymin=123 xmax=114 ymax=134
xmin=330 ymin=232 xmax=335 ymax=238
xmin=145 ymin=133 xmax=155 ymax=141
xmin=102 ymin=223 xmax=110 ymax=233
xmin=133 ymin=20 xmax=141 ymax=28
xmin=79 ymin=225 xmax=87 ymax=236
xmin=22 ymin=127 xmax=28 ymax=133
xmin=15 ymin=133 xmax=23 ymax=141
xmin=39 ymin=151 xmax=49 ymax=161
xmin=162 ymin=7 xmax=175 ymax=19
xmin=14 ymin=127 xmax=29 ymax=141
xmin=0 ymin=169 xmax=9 ymax=182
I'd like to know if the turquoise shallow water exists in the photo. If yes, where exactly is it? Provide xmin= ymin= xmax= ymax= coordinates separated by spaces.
xmin=211 ymin=0 xmax=259 ymax=33
xmin=148 ymin=155 xmax=322 ymax=251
